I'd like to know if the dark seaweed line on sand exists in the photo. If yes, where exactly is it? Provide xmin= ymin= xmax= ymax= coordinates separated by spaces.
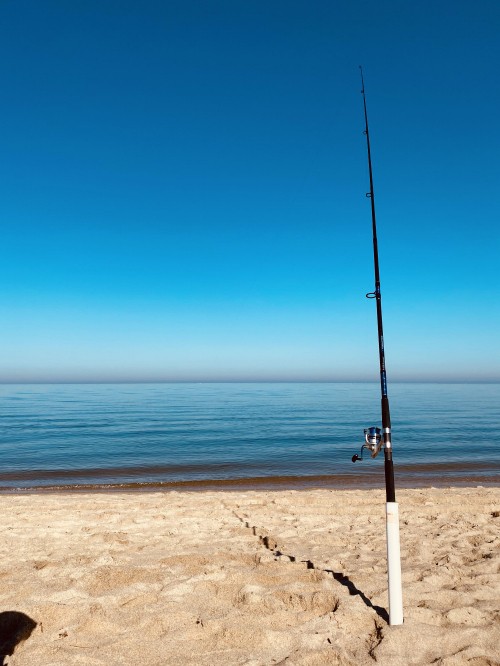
xmin=0 ymin=462 xmax=499 ymax=493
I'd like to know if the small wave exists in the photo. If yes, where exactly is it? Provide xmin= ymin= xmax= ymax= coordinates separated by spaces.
xmin=0 ymin=463 xmax=498 ymax=494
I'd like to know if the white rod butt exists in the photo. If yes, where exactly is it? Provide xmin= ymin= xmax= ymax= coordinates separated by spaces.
xmin=386 ymin=501 xmax=403 ymax=625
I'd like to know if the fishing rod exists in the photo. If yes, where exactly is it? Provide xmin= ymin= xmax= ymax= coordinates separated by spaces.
xmin=351 ymin=66 xmax=403 ymax=626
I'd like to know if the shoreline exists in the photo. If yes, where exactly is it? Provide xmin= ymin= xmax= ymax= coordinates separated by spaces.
xmin=1 ymin=467 xmax=499 ymax=494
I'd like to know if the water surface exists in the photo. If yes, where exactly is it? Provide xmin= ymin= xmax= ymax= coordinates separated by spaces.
xmin=0 ymin=383 xmax=498 ymax=491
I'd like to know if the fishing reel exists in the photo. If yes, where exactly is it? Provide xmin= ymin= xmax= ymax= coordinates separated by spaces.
xmin=352 ymin=426 xmax=383 ymax=462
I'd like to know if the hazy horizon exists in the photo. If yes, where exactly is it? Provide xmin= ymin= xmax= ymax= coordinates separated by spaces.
xmin=1 ymin=377 xmax=499 ymax=385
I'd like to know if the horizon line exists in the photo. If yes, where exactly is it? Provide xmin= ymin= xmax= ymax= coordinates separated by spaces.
xmin=0 ymin=379 xmax=499 ymax=385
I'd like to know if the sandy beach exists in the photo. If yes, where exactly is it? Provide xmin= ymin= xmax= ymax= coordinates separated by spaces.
xmin=0 ymin=486 xmax=498 ymax=665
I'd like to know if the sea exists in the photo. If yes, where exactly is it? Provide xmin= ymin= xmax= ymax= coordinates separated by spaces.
xmin=0 ymin=382 xmax=499 ymax=492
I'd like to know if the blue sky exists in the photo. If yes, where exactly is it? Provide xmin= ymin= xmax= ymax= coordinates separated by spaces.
xmin=0 ymin=0 xmax=499 ymax=382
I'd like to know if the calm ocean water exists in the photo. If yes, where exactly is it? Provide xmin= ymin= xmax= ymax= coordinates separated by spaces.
xmin=0 ymin=382 xmax=498 ymax=491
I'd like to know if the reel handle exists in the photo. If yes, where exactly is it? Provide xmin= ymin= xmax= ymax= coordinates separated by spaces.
xmin=351 ymin=426 xmax=383 ymax=462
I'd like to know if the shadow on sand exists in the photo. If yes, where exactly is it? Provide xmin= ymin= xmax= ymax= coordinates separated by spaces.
xmin=324 ymin=567 xmax=389 ymax=623
xmin=233 ymin=508 xmax=390 ymax=624
xmin=0 ymin=611 xmax=37 ymax=665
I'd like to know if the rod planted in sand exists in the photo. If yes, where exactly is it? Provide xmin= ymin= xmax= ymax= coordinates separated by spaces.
xmin=359 ymin=66 xmax=403 ymax=626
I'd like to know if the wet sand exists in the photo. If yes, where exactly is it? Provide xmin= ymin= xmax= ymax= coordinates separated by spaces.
xmin=0 ymin=487 xmax=499 ymax=665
